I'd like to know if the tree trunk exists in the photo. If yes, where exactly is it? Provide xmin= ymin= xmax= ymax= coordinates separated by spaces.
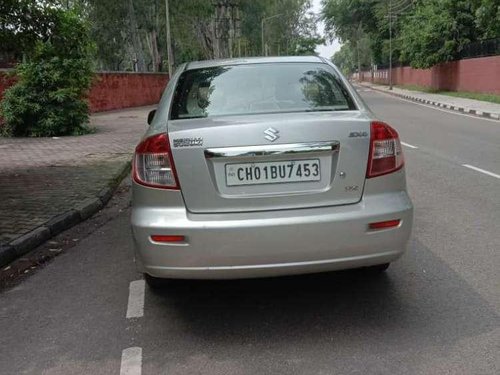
xmin=127 ymin=0 xmax=146 ymax=72
xmin=152 ymin=31 xmax=160 ymax=72
xmin=196 ymin=21 xmax=215 ymax=59
xmin=145 ymin=31 xmax=160 ymax=72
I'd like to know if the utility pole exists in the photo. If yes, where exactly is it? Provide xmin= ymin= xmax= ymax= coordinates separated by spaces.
xmin=261 ymin=18 xmax=265 ymax=56
xmin=382 ymin=0 xmax=413 ymax=89
xmin=359 ymin=46 xmax=362 ymax=81
xmin=261 ymin=14 xmax=283 ymax=56
xmin=389 ymin=0 xmax=393 ymax=90
xmin=357 ymin=22 xmax=362 ymax=82
xmin=165 ymin=0 xmax=174 ymax=77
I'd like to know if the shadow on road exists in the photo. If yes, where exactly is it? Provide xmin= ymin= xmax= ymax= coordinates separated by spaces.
xmin=148 ymin=238 xmax=499 ymax=352
xmin=154 ymin=268 xmax=398 ymax=335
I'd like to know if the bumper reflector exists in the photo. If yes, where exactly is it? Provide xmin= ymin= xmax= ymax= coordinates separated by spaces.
xmin=151 ymin=235 xmax=185 ymax=243
xmin=369 ymin=219 xmax=401 ymax=230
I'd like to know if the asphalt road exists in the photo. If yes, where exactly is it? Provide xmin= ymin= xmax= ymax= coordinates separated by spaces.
xmin=1 ymin=88 xmax=499 ymax=375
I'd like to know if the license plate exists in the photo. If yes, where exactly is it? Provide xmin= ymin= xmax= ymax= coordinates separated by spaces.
xmin=225 ymin=159 xmax=321 ymax=186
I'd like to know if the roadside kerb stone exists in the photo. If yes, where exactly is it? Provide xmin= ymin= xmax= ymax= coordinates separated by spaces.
xmin=45 ymin=210 xmax=81 ymax=237
xmin=0 ymin=106 xmax=148 ymax=268
xmin=98 ymin=187 xmax=114 ymax=205
xmin=0 ymin=244 xmax=17 ymax=268
xmin=75 ymin=198 xmax=104 ymax=221
xmin=0 ymin=161 xmax=131 ymax=268
xmin=358 ymin=82 xmax=500 ymax=121
xmin=10 ymin=227 xmax=51 ymax=259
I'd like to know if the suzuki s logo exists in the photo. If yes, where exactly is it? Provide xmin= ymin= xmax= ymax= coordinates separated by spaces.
xmin=264 ymin=127 xmax=280 ymax=142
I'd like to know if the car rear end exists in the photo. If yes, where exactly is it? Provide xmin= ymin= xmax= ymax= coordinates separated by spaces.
xmin=131 ymin=57 xmax=413 ymax=279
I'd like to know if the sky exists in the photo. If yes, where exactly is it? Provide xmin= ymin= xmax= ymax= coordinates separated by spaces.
xmin=311 ymin=0 xmax=341 ymax=58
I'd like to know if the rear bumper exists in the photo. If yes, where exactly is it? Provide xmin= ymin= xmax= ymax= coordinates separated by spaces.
xmin=131 ymin=191 xmax=413 ymax=279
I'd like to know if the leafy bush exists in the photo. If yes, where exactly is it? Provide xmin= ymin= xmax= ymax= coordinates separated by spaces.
xmin=0 ymin=10 xmax=95 ymax=137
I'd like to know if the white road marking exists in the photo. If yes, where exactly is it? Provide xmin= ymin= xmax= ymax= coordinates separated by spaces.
xmin=401 ymin=142 xmax=418 ymax=149
xmin=120 ymin=347 xmax=142 ymax=375
xmin=126 ymin=280 xmax=145 ymax=319
xmin=372 ymin=89 xmax=500 ymax=123
xmin=462 ymin=164 xmax=500 ymax=179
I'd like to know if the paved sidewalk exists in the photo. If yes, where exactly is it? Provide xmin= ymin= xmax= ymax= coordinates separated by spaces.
xmin=0 ymin=106 xmax=151 ymax=266
xmin=358 ymin=82 xmax=500 ymax=120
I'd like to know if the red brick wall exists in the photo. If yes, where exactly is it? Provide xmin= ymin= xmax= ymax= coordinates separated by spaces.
xmin=0 ymin=71 xmax=169 ymax=112
xmin=0 ymin=70 xmax=17 ymax=102
xmin=361 ymin=56 xmax=500 ymax=95
xmin=89 ymin=72 xmax=168 ymax=112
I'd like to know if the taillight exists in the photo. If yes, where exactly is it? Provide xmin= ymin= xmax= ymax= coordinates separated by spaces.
xmin=369 ymin=219 xmax=401 ymax=230
xmin=366 ymin=121 xmax=404 ymax=178
xmin=133 ymin=133 xmax=180 ymax=189
xmin=150 ymin=235 xmax=185 ymax=243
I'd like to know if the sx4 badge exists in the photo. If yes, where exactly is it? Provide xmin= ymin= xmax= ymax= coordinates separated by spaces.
xmin=348 ymin=131 xmax=368 ymax=138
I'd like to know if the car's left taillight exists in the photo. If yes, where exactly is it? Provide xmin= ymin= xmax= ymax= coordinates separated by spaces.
xmin=133 ymin=133 xmax=180 ymax=189
xmin=366 ymin=121 xmax=404 ymax=178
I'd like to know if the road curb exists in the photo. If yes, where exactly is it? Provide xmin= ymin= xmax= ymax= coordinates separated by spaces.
xmin=359 ymin=83 xmax=500 ymax=121
xmin=0 ymin=160 xmax=131 ymax=268
xmin=0 ymin=244 xmax=17 ymax=268
xmin=75 ymin=198 xmax=104 ymax=221
xmin=46 ymin=211 xmax=81 ymax=237
xmin=10 ymin=227 xmax=51 ymax=258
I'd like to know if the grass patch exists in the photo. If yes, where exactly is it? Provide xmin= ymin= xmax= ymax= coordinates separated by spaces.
xmin=437 ymin=91 xmax=500 ymax=105
xmin=395 ymin=84 xmax=439 ymax=93
xmin=395 ymin=84 xmax=500 ymax=104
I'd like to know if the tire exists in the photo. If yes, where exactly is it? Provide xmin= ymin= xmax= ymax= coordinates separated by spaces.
xmin=365 ymin=262 xmax=390 ymax=273
xmin=144 ymin=273 xmax=168 ymax=289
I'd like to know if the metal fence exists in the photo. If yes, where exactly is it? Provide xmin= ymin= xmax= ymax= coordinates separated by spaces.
xmin=459 ymin=38 xmax=500 ymax=60
xmin=371 ymin=38 xmax=500 ymax=70
xmin=373 ymin=62 xmax=405 ymax=71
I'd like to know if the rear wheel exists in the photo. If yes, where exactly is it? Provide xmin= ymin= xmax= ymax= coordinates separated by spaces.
xmin=144 ymin=273 xmax=169 ymax=289
xmin=365 ymin=263 xmax=390 ymax=273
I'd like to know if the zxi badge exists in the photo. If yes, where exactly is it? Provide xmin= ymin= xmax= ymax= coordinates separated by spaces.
xmin=264 ymin=127 xmax=280 ymax=142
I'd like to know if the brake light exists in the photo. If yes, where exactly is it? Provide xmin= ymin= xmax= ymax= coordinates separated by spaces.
xmin=133 ymin=133 xmax=180 ymax=189
xmin=366 ymin=121 xmax=404 ymax=178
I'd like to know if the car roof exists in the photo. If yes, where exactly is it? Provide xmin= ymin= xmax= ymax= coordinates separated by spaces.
xmin=184 ymin=56 xmax=326 ymax=70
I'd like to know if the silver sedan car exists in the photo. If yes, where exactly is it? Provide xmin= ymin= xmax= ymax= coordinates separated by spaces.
xmin=131 ymin=56 xmax=413 ymax=287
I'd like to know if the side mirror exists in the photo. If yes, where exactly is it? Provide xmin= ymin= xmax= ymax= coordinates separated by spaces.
xmin=147 ymin=109 xmax=156 ymax=125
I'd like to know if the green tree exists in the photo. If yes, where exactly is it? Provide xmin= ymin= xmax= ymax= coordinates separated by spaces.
xmin=293 ymin=36 xmax=325 ymax=55
xmin=475 ymin=0 xmax=500 ymax=39
xmin=332 ymin=43 xmax=356 ymax=75
xmin=322 ymin=0 xmax=414 ymax=68
xmin=82 ymin=0 xmax=131 ymax=71
xmin=322 ymin=0 xmax=378 ymax=44
xmin=65 ymin=0 xmax=322 ymax=71
xmin=399 ymin=0 xmax=479 ymax=68
xmin=1 ymin=10 xmax=95 ymax=137
xmin=0 ymin=0 xmax=60 ymax=58
xmin=323 ymin=0 xmax=498 ymax=70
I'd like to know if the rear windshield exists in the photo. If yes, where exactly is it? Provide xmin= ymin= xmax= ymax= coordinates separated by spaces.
xmin=170 ymin=63 xmax=356 ymax=120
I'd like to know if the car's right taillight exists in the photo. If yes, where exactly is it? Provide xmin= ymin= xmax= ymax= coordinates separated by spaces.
xmin=366 ymin=121 xmax=404 ymax=178
xmin=133 ymin=133 xmax=180 ymax=189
